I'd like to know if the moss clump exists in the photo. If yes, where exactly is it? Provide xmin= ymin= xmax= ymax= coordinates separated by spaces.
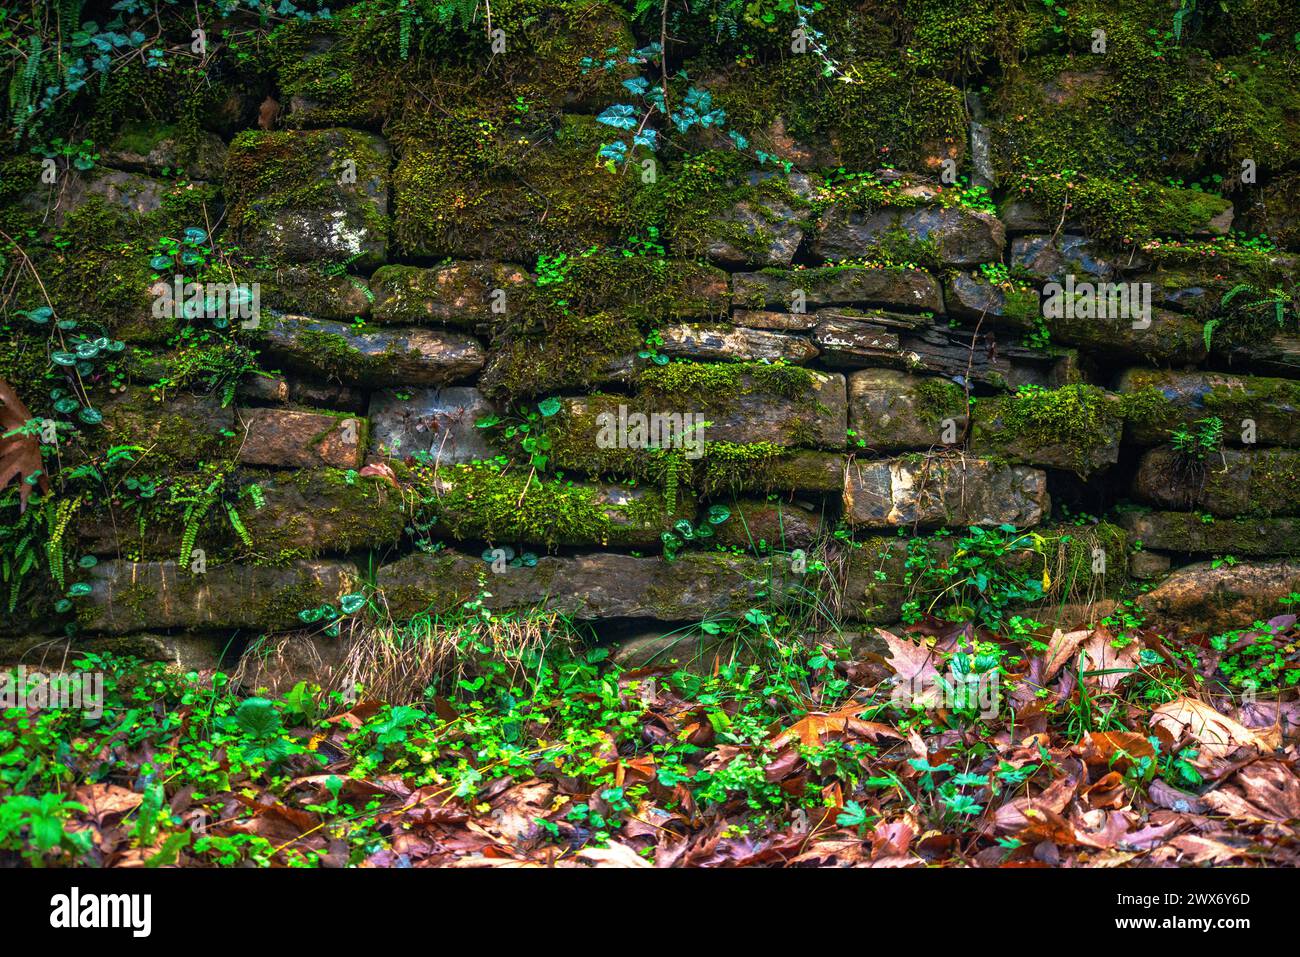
xmin=911 ymin=377 xmax=967 ymax=427
xmin=1249 ymin=449 xmax=1300 ymax=518
xmin=985 ymin=384 xmax=1122 ymax=471
xmin=422 ymin=463 xmax=671 ymax=548
xmin=693 ymin=442 xmax=790 ymax=497
xmin=392 ymin=113 xmax=635 ymax=260
xmin=1116 ymin=385 xmax=1176 ymax=428
xmin=718 ymin=51 xmax=966 ymax=171
xmin=639 ymin=361 xmax=816 ymax=403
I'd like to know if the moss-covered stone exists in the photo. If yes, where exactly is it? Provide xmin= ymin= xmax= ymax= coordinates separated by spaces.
xmin=254 ymin=315 xmax=485 ymax=387
xmin=225 ymin=127 xmax=390 ymax=268
xmin=1132 ymin=446 xmax=1300 ymax=518
xmin=1117 ymin=509 xmax=1300 ymax=557
xmin=101 ymin=387 xmax=236 ymax=467
xmin=375 ymin=549 xmax=804 ymax=622
xmin=848 ymin=369 xmax=967 ymax=452
xmin=77 ymin=559 xmax=357 ymax=634
xmin=392 ymin=114 xmax=635 ymax=260
xmin=419 ymin=462 xmax=689 ymax=548
xmin=1117 ymin=368 xmax=1300 ymax=447
xmin=972 ymin=384 xmax=1123 ymax=476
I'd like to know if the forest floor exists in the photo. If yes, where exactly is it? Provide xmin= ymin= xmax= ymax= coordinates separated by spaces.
xmin=2 ymin=608 xmax=1299 ymax=868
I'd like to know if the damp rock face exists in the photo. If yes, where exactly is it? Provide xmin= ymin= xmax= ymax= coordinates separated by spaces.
xmin=77 ymin=561 xmax=357 ymax=634
xmin=255 ymin=315 xmax=486 ymax=387
xmin=813 ymin=202 xmax=1006 ymax=266
xmin=843 ymin=456 xmax=1048 ymax=529
xmin=225 ymin=128 xmax=391 ymax=268
xmin=375 ymin=551 xmax=801 ymax=622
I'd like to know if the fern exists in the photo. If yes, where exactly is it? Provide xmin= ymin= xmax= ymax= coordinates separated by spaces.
xmin=226 ymin=504 xmax=253 ymax=548
xmin=45 ymin=496 xmax=80 ymax=591
xmin=399 ymin=0 xmax=413 ymax=60
xmin=1202 ymin=317 xmax=1220 ymax=352
xmin=179 ymin=478 xmax=221 ymax=568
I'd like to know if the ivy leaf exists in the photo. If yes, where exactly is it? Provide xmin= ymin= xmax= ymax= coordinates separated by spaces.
xmin=537 ymin=397 xmax=561 ymax=417
xmin=596 ymin=104 xmax=639 ymax=131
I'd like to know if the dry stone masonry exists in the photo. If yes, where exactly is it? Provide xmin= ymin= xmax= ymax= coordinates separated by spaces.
xmin=3 ymin=1 xmax=1299 ymax=683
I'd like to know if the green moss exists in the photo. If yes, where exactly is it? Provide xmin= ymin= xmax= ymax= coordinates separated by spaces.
xmin=639 ymin=361 xmax=815 ymax=402
xmin=392 ymin=112 xmax=635 ymax=260
xmin=424 ymin=463 xmax=673 ymax=548
xmin=982 ymin=383 xmax=1122 ymax=472
xmin=1249 ymin=449 xmax=1300 ymax=518
xmin=911 ymin=377 xmax=967 ymax=426
xmin=718 ymin=51 xmax=966 ymax=171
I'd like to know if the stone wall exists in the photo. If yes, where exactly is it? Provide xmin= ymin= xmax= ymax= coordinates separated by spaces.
xmin=3 ymin=1 xmax=1299 ymax=680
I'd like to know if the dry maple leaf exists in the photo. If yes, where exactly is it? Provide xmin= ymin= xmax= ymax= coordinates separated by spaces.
xmin=877 ymin=628 xmax=943 ymax=706
xmin=1079 ymin=631 xmax=1140 ymax=691
xmin=1042 ymin=628 xmax=1092 ymax=682
xmin=1151 ymin=697 xmax=1277 ymax=769
xmin=770 ymin=702 xmax=900 ymax=749
xmin=1201 ymin=760 xmax=1300 ymax=823
xmin=0 ymin=377 xmax=48 ymax=512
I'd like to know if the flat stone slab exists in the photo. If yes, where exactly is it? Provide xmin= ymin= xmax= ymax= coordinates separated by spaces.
xmin=843 ymin=455 xmax=1048 ymax=528
xmin=711 ymin=500 xmax=826 ymax=551
xmin=552 ymin=369 xmax=847 ymax=455
xmin=370 ymin=261 xmax=532 ymax=327
xmin=77 ymin=560 xmax=357 ymax=634
xmin=226 ymin=127 xmax=390 ymax=268
xmin=256 ymin=314 xmax=485 ymax=387
xmin=1117 ymin=368 xmax=1300 ymax=447
xmin=1118 ymin=510 xmax=1300 ymax=557
xmin=368 ymin=386 xmax=497 ymax=464
xmin=657 ymin=324 xmax=818 ymax=364
xmin=235 ymin=407 xmax=366 ymax=469
xmin=732 ymin=266 xmax=944 ymax=314
xmin=376 ymin=551 xmax=802 ymax=622
xmin=425 ymin=466 xmax=690 ymax=548
xmin=102 ymin=388 xmax=235 ymax=466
